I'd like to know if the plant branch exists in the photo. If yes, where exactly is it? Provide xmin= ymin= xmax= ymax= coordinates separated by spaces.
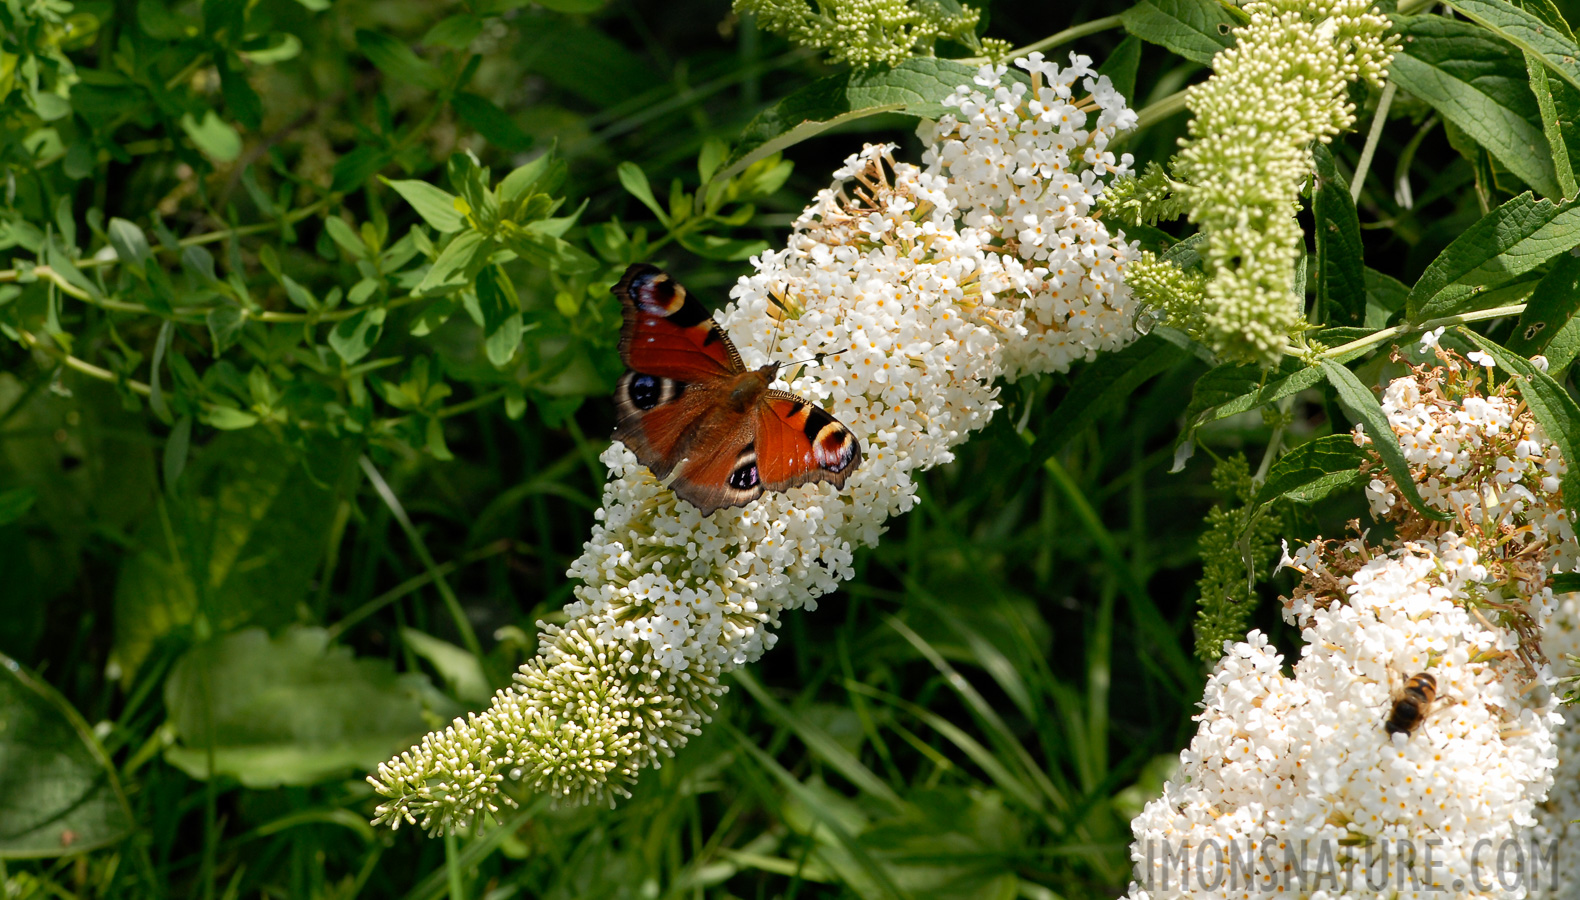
xmin=1313 ymin=303 xmax=1530 ymax=361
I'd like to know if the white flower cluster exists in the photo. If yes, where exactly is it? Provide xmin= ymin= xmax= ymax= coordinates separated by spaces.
xmin=1360 ymin=341 xmax=1580 ymax=597
xmin=1533 ymin=592 xmax=1580 ymax=899
xmin=370 ymin=53 xmax=1141 ymax=830
xmin=1125 ymin=353 xmax=1577 ymax=899
xmin=1138 ymin=0 xmax=1394 ymax=365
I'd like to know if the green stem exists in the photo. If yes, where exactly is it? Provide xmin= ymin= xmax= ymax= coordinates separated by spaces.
xmin=1313 ymin=303 xmax=1530 ymax=360
xmin=1351 ymin=81 xmax=1396 ymax=204
xmin=326 ymin=540 xmax=510 ymax=642
xmin=1135 ymin=89 xmax=1190 ymax=131
xmin=0 ymin=196 xmax=335 ymax=284
xmin=358 ymin=456 xmax=485 ymax=661
xmin=975 ymin=15 xmax=1125 ymax=64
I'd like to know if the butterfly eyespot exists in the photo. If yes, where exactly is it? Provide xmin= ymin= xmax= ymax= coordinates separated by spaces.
xmin=629 ymin=373 xmax=662 ymax=410
xmin=728 ymin=462 xmax=760 ymax=490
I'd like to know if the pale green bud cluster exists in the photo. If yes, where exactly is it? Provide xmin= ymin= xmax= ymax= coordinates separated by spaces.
xmin=734 ymin=0 xmax=987 ymax=68
xmin=1165 ymin=0 xmax=1394 ymax=365
xmin=368 ymin=620 xmax=724 ymax=830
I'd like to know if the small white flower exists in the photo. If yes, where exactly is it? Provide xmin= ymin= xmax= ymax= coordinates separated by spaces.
xmin=1420 ymin=325 xmax=1446 ymax=350
xmin=1468 ymin=349 xmax=1497 ymax=368
xmin=1532 ymin=354 xmax=1550 ymax=372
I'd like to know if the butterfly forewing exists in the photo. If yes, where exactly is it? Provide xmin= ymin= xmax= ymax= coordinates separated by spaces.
xmin=616 ymin=263 xmax=743 ymax=381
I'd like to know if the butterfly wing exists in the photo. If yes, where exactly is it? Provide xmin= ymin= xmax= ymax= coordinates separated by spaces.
xmin=615 ymin=263 xmax=743 ymax=381
xmin=752 ymin=390 xmax=862 ymax=493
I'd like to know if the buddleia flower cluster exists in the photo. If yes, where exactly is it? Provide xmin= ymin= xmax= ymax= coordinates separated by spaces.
xmin=1533 ymin=591 xmax=1580 ymax=899
xmin=1122 ymin=0 xmax=1395 ymax=366
xmin=1124 ymin=344 xmax=1574 ymax=900
xmin=732 ymin=0 xmax=1007 ymax=69
xmin=369 ymin=52 xmax=1141 ymax=831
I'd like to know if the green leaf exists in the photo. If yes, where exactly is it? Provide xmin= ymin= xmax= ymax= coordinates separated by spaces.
xmin=415 ymin=231 xmax=489 ymax=296
xmin=1029 ymin=335 xmax=1191 ymax=464
xmin=1526 ymin=49 xmax=1579 ymax=198
xmin=355 ymin=29 xmax=443 ymax=91
xmin=106 ymin=217 xmax=153 ymax=271
xmin=1505 ymin=251 xmax=1580 ymax=358
xmin=1391 ymin=15 xmax=1561 ymax=200
xmin=384 ymin=178 xmax=465 ymax=234
xmin=164 ymin=627 xmax=454 ymax=787
xmin=1459 ymin=328 xmax=1580 ymax=511
xmin=1311 ymin=144 xmax=1366 ymax=326
xmin=1318 ymin=359 xmax=1451 ymax=521
xmin=0 ymin=654 xmax=135 ymax=857
xmin=534 ymin=0 xmax=606 ymax=11
xmin=1252 ymin=435 xmax=1370 ymax=508
xmin=1175 ymin=360 xmax=1325 ymax=471
xmin=400 ymin=628 xmax=489 ymax=703
xmin=163 ymin=416 xmax=191 ymax=489
xmin=1119 ymin=0 xmax=1238 ymax=65
xmin=452 ymin=92 xmax=533 ymax=153
xmin=0 ymin=486 xmax=37 ymax=525
xmin=331 ymin=145 xmax=391 ymax=194
xmin=617 ymin=161 xmax=667 ymax=225
xmin=1551 ymin=572 xmax=1580 ymax=591
xmin=1405 ymin=191 xmax=1580 ymax=320
xmin=422 ymin=13 xmax=484 ymax=49
xmin=322 ymin=216 xmax=367 ymax=259
xmin=476 ymin=267 xmax=522 ymax=366
xmin=112 ymin=433 xmax=347 ymax=676
xmin=1444 ymin=0 xmax=1580 ymax=93
xmin=1096 ymin=34 xmax=1142 ymax=99
xmin=205 ymin=302 xmax=246 ymax=355
xmin=328 ymin=307 xmax=386 ymax=365
xmin=1365 ymin=267 xmax=1409 ymax=328
xmin=179 ymin=110 xmax=242 ymax=162
xmin=714 ymin=58 xmax=980 ymax=190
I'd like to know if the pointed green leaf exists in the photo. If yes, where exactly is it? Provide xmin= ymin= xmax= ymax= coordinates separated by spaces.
xmin=179 ymin=110 xmax=242 ymax=162
xmin=1252 ymin=435 xmax=1369 ymax=508
xmin=355 ymin=29 xmax=443 ymax=91
xmin=451 ymin=92 xmax=533 ymax=153
xmin=0 ymin=655 xmax=134 ymax=857
xmin=415 ymin=231 xmax=488 ymax=296
xmin=328 ymin=307 xmax=386 ymax=365
xmin=1120 ymin=0 xmax=1238 ymax=65
xmin=714 ymin=58 xmax=980 ymax=191
xmin=617 ymin=162 xmax=667 ymax=225
xmin=1319 ymin=359 xmax=1452 ymax=521
xmin=384 ymin=178 xmax=466 ymax=233
xmin=1505 ymin=251 xmax=1580 ymax=361
xmin=1312 ymin=144 xmax=1366 ymax=326
xmin=1525 ymin=49 xmax=1578 ymax=198
xmin=1443 ymin=0 xmax=1580 ymax=93
xmin=0 ymin=486 xmax=36 ymax=526
xmin=1405 ymin=191 xmax=1580 ymax=320
xmin=1391 ymin=15 xmax=1561 ymax=200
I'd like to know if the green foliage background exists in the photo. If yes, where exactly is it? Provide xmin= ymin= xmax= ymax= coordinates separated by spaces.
xmin=3 ymin=0 xmax=1580 ymax=896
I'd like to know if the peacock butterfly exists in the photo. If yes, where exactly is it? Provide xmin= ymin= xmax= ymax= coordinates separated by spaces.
xmin=611 ymin=263 xmax=862 ymax=515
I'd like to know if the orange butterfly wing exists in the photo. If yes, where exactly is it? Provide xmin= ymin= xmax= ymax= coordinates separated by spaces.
xmin=615 ymin=263 xmax=742 ymax=381
xmin=752 ymin=390 xmax=861 ymax=492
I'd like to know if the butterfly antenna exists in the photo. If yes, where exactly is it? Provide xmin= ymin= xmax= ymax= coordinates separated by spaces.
xmin=769 ymin=287 xmax=788 ymax=362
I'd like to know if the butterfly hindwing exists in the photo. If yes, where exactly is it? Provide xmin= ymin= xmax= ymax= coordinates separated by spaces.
xmin=754 ymin=390 xmax=861 ymax=492
xmin=616 ymin=263 xmax=743 ymax=381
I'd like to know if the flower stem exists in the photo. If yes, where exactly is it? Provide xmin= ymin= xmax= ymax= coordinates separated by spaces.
xmin=1351 ymin=81 xmax=1397 ymax=204
xmin=1314 ymin=303 xmax=1530 ymax=360
xmin=966 ymin=15 xmax=1125 ymax=65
